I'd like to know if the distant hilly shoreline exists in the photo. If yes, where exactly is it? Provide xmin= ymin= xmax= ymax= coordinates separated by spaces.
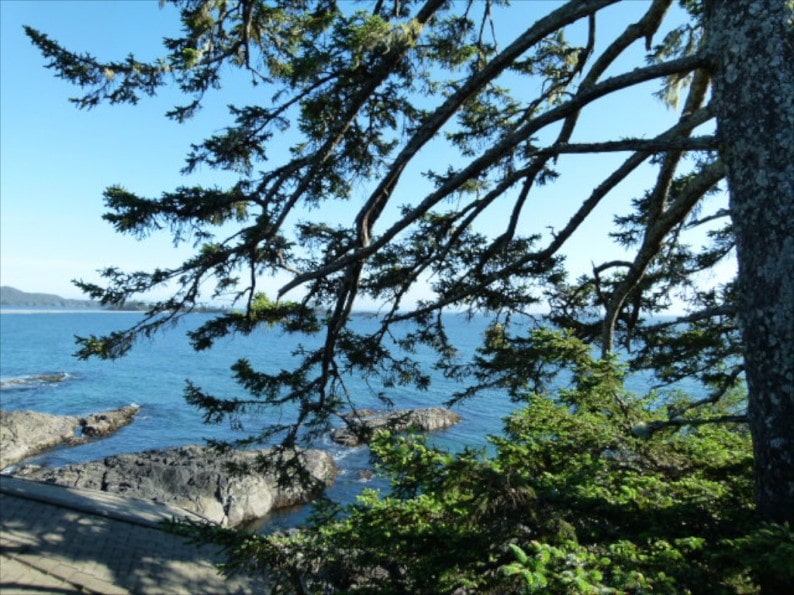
xmin=0 ymin=286 xmax=226 ymax=313
xmin=0 ymin=286 xmax=152 ymax=310
xmin=0 ymin=286 xmax=100 ymax=308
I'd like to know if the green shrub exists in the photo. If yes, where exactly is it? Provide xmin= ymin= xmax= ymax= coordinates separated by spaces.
xmin=176 ymin=331 xmax=785 ymax=594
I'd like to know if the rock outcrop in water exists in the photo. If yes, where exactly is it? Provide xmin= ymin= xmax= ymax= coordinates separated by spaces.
xmin=331 ymin=407 xmax=462 ymax=446
xmin=79 ymin=405 xmax=141 ymax=437
xmin=0 ymin=372 xmax=72 ymax=390
xmin=0 ymin=405 xmax=141 ymax=470
xmin=22 ymin=445 xmax=337 ymax=527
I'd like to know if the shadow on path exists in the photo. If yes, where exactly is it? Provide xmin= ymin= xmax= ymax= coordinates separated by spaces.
xmin=0 ymin=477 xmax=271 ymax=594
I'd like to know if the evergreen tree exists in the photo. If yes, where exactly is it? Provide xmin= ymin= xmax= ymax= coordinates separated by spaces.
xmin=26 ymin=0 xmax=792 ymax=591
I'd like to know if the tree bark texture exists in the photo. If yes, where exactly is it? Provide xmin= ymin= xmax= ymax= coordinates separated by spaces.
xmin=707 ymin=0 xmax=794 ymax=526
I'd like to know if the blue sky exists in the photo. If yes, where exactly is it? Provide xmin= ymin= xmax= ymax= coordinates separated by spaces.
xmin=1 ymin=1 xmax=231 ymax=300
xmin=1 ymin=1 xmax=731 ymax=308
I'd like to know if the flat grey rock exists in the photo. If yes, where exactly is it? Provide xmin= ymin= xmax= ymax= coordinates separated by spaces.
xmin=22 ymin=444 xmax=337 ymax=527
xmin=331 ymin=407 xmax=462 ymax=446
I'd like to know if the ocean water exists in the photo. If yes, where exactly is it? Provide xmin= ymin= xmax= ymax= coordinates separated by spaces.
xmin=0 ymin=310 xmax=695 ymax=529
xmin=0 ymin=310 xmax=516 ymax=526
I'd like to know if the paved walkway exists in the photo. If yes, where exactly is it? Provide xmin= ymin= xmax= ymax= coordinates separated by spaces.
xmin=0 ymin=475 xmax=271 ymax=593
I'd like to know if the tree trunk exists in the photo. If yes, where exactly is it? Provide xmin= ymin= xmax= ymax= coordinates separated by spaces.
xmin=706 ymin=0 xmax=794 ymax=530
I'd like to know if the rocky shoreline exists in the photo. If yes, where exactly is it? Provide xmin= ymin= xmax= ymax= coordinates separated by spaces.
xmin=1 ymin=405 xmax=461 ymax=527
xmin=17 ymin=444 xmax=337 ymax=527
xmin=0 ymin=405 xmax=140 ymax=470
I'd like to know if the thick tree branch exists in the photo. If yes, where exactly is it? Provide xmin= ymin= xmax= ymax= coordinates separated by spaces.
xmin=280 ymin=53 xmax=707 ymax=298
xmin=353 ymin=0 xmax=620 ymax=249
xmin=632 ymin=414 xmax=747 ymax=439
xmin=535 ymin=136 xmax=716 ymax=156
xmin=267 ymin=0 xmax=446 ymax=237
xmin=600 ymin=159 xmax=726 ymax=354
xmin=486 ymin=0 xmax=676 ymax=265
xmin=645 ymin=304 xmax=738 ymax=331
xmin=386 ymin=105 xmax=715 ymax=323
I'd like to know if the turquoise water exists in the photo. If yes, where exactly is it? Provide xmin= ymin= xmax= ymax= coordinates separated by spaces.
xmin=0 ymin=310 xmax=697 ymax=528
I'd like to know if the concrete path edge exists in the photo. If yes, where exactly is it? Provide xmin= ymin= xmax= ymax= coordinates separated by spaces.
xmin=0 ymin=474 xmax=213 ymax=529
